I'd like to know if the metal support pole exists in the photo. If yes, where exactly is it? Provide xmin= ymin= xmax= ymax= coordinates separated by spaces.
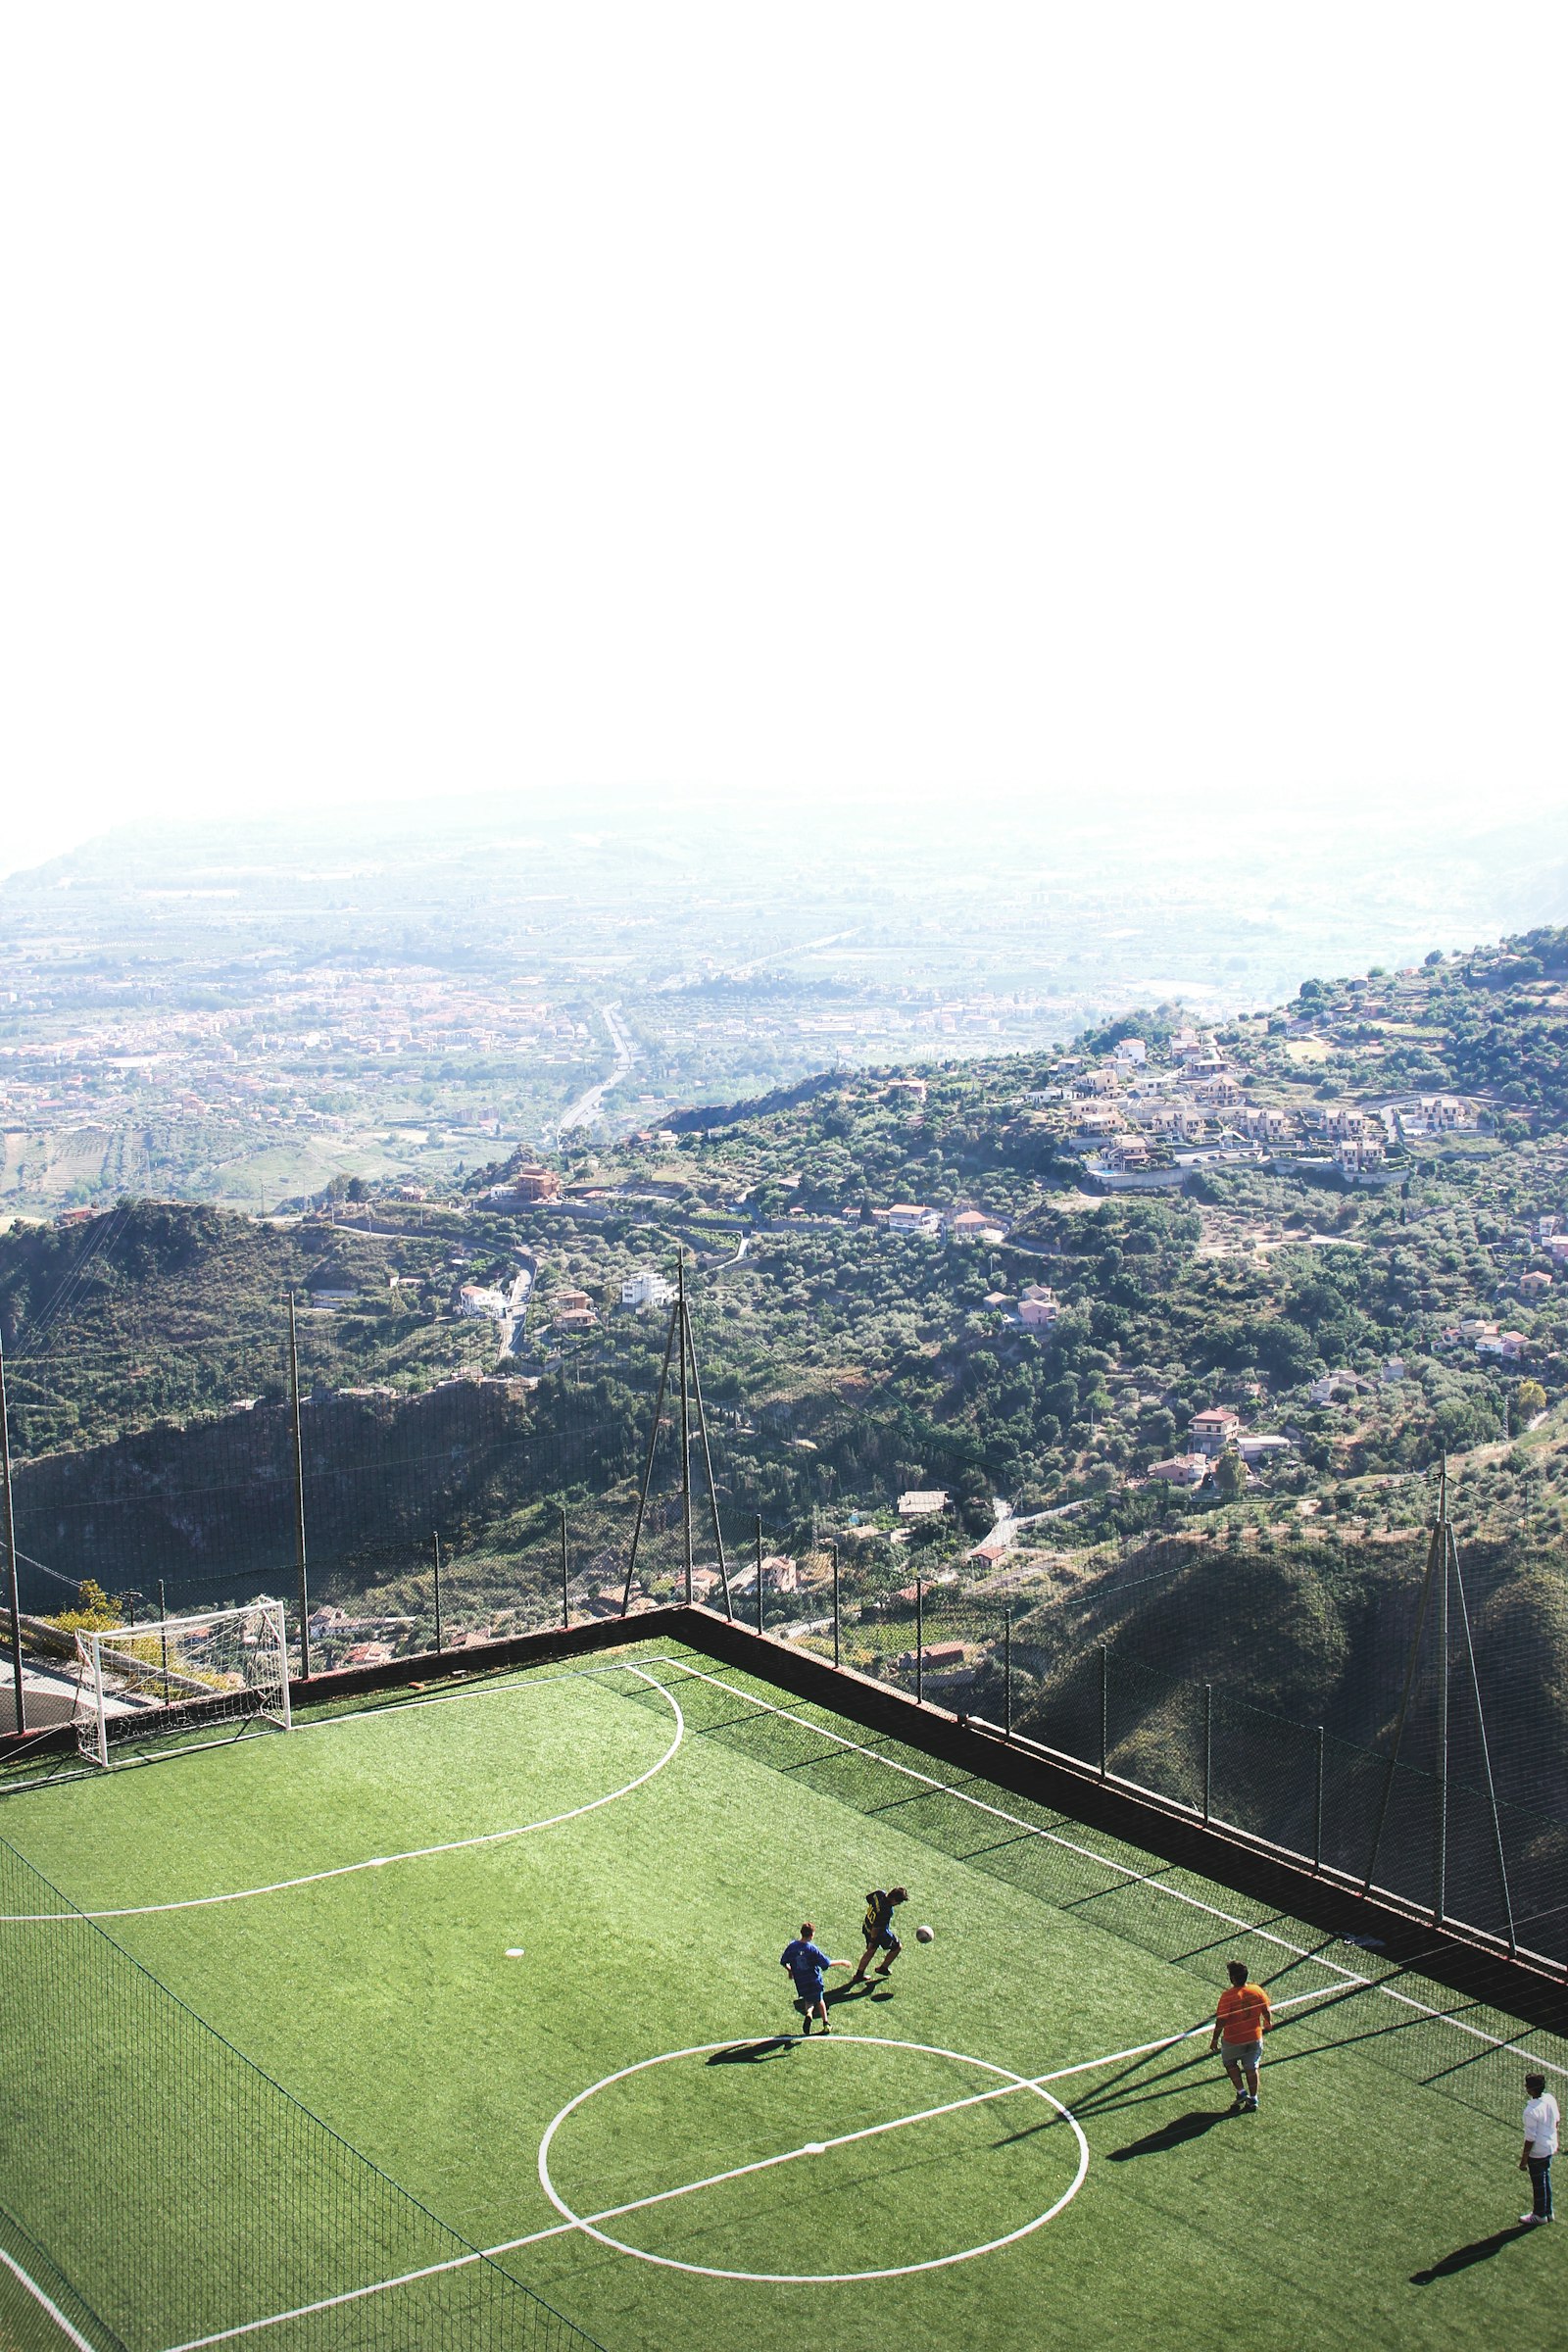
xmin=159 ymin=1578 xmax=170 ymax=1703
xmin=1448 ymin=1522 xmax=1515 ymax=1953
xmin=831 ymin=1543 xmax=840 ymax=1670
xmin=1004 ymin=1602 xmax=1012 ymax=1740
xmin=1362 ymin=1490 xmax=1444 ymax=1897
xmin=288 ymin=1294 xmax=311 ymax=1681
xmin=432 ymin=1532 xmax=444 ymax=1653
xmin=677 ymin=1257 xmax=693 ymax=1608
xmin=559 ymin=1506 xmax=568 ymax=1630
xmin=682 ymin=1280 xmax=732 ymax=1617
xmin=1100 ymin=1643 xmax=1109 ymax=1779
xmin=91 ymin=1632 xmax=109 ymax=1769
xmin=1313 ymin=1725 xmax=1325 ymax=1875
xmin=621 ymin=1297 xmax=679 ymax=1615
xmin=915 ymin=1580 xmax=924 ymax=1704
xmin=1202 ymin=1684 xmax=1212 ymax=1823
xmin=0 ymin=1325 xmax=24 ymax=1736
xmin=755 ymin=1515 xmax=764 ymax=1637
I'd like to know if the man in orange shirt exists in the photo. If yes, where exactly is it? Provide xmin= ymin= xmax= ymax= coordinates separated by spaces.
xmin=1209 ymin=1959 xmax=1272 ymax=2112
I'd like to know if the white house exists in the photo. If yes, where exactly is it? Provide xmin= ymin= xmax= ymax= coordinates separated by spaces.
xmin=898 ymin=1490 xmax=950 ymax=1518
xmin=884 ymin=1202 xmax=942 ymax=1236
xmin=458 ymin=1285 xmax=510 ymax=1319
xmin=621 ymin=1269 xmax=677 ymax=1309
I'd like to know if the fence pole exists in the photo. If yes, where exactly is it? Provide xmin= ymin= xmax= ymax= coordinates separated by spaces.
xmin=755 ymin=1515 xmax=764 ymax=1638
xmin=432 ymin=1531 xmax=444 ymax=1653
xmin=288 ymin=1293 xmax=311 ymax=1680
xmin=1099 ymin=1643 xmax=1108 ymax=1778
xmin=158 ymin=1577 xmax=170 ymax=1703
xmin=1435 ymin=1507 xmax=1449 ymax=1929
xmin=831 ymin=1543 xmax=840 ymax=1670
xmin=915 ymin=1580 xmax=924 ymax=1705
xmin=558 ymin=1506 xmax=568 ymax=1629
xmin=1202 ymin=1684 xmax=1212 ymax=1823
xmin=677 ymin=1257 xmax=694 ymax=1609
xmin=0 ymin=1326 xmax=24 ymax=1738
xmin=1313 ymin=1725 xmax=1324 ymax=1874
xmin=1004 ymin=1601 xmax=1012 ymax=1740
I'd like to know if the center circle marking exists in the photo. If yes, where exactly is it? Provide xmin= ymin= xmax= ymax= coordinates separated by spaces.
xmin=537 ymin=2034 xmax=1090 ymax=2283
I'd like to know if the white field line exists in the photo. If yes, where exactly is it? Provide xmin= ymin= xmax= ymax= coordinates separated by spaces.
xmin=160 ymin=1991 xmax=1355 ymax=2351
xmin=663 ymin=1657 xmax=1568 ymax=2081
xmin=0 ymin=1669 xmax=683 ymax=1923
xmin=0 ymin=2243 xmax=100 ymax=2352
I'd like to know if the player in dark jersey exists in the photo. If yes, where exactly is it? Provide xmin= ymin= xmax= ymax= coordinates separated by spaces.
xmin=780 ymin=1920 xmax=841 ymax=2034
xmin=847 ymin=1886 xmax=908 ymax=1984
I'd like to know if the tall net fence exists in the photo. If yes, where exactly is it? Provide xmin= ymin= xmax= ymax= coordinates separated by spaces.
xmin=6 ymin=1304 xmax=1568 ymax=1968
xmin=789 ymin=1573 xmax=1568 ymax=1970
xmin=0 ymin=1835 xmax=607 ymax=2352
xmin=620 ymin=1654 xmax=1568 ymax=2136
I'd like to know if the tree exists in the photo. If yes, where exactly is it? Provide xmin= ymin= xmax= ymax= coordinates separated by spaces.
xmin=1213 ymin=1450 xmax=1248 ymax=1498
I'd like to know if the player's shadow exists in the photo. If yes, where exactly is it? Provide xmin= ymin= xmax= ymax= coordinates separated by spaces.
xmin=826 ymin=1981 xmax=889 ymax=2007
xmin=1409 ymin=2224 xmax=1535 ymax=2283
xmin=1105 ymin=2109 xmax=1229 ymax=2162
xmin=707 ymin=2037 xmax=797 ymax=2065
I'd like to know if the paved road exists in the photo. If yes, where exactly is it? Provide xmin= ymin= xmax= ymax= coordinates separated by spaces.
xmin=557 ymin=1003 xmax=637 ymax=1137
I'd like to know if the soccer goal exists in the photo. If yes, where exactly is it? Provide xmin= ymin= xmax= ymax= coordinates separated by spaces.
xmin=72 ymin=1599 xmax=292 ymax=1768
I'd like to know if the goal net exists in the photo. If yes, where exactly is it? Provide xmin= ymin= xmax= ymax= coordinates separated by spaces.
xmin=72 ymin=1599 xmax=292 ymax=1767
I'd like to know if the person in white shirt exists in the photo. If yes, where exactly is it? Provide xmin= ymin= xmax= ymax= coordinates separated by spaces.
xmin=1519 ymin=2070 xmax=1559 ymax=2225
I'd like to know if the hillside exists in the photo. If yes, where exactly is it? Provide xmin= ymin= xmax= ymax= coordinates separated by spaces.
xmin=4 ymin=926 xmax=1568 ymax=1688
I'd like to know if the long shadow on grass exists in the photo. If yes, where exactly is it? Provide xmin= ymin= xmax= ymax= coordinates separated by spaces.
xmin=707 ymin=2037 xmax=799 ymax=2065
xmin=1409 ymin=2225 xmax=1534 ymax=2284
xmin=1106 ymin=2109 xmax=1231 ymax=2161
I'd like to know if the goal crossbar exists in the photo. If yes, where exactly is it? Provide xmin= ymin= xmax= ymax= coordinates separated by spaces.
xmin=73 ymin=1599 xmax=292 ymax=1767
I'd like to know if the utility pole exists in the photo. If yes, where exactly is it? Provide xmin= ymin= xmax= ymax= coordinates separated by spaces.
xmin=288 ymin=1294 xmax=311 ymax=1680
xmin=0 ymin=1324 xmax=24 ymax=1736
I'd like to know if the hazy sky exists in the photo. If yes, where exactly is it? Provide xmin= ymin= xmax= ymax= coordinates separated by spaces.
xmin=3 ymin=4 xmax=1565 ymax=877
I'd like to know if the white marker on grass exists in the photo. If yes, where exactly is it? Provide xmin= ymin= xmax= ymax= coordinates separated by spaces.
xmin=506 ymin=1948 xmax=525 ymax=1958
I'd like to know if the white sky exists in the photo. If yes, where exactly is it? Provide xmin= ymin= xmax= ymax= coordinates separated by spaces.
xmin=3 ymin=3 xmax=1566 ymax=876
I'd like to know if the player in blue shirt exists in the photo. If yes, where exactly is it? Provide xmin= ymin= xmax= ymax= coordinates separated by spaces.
xmin=780 ymin=1920 xmax=841 ymax=2034
xmin=847 ymin=1886 xmax=908 ymax=1984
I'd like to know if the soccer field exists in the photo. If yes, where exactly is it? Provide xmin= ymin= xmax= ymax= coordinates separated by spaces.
xmin=1 ymin=1642 xmax=1563 ymax=2352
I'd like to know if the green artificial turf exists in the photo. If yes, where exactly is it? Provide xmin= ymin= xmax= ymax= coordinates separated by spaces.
xmin=2 ymin=1643 xmax=1563 ymax=2352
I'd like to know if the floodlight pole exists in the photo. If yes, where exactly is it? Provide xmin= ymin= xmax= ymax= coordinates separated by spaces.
xmin=288 ymin=1293 xmax=311 ymax=1680
xmin=0 ymin=1324 xmax=24 ymax=1735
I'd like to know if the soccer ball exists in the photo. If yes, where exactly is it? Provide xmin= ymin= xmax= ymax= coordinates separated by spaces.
xmin=915 ymin=1924 xmax=935 ymax=1943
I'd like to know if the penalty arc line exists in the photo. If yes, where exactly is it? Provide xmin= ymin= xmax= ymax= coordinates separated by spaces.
xmin=660 ymin=1657 xmax=1568 ymax=2082
xmin=0 ymin=1669 xmax=683 ymax=1922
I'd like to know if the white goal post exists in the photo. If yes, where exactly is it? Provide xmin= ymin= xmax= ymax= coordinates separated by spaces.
xmin=72 ymin=1600 xmax=292 ymax=1768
